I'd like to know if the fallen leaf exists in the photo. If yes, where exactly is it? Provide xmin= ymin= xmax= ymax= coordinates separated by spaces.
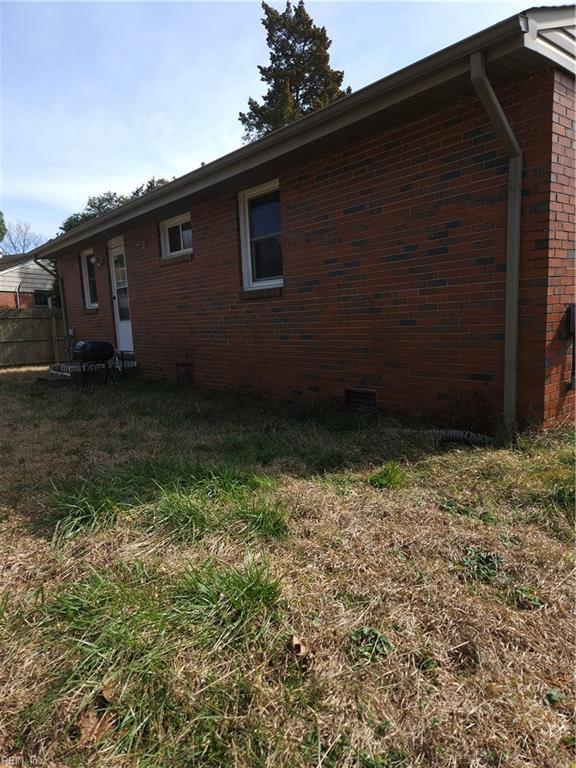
xmin=485 ymin=683 xmax=504 ymax=699
xmin=101 ymin=686 xmax=114 ymax=704
xmin=290 ymin=634 xmax=310 ymax=659
xmin=77 ymin=708 xmax=115 ymax=746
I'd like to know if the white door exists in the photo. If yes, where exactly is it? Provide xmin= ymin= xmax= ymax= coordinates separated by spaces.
xmin=108 ymin=238 xmax=133 ymax=352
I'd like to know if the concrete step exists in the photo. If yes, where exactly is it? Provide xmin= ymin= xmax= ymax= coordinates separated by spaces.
xmin=36 ymin=372 xmax=72 ymax=385
xmin=45 ymin=367 xmax=71 ymax=378
xmin=39 ymin=359 xmax=141 ymax=386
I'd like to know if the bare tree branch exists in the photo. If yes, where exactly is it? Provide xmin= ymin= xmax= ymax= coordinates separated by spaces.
xmin=0 ymin=220 xmax=44 ymax=255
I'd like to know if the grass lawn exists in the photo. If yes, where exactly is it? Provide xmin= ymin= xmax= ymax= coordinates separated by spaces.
xmin=0 ymin=367 xmax=573 ymax=767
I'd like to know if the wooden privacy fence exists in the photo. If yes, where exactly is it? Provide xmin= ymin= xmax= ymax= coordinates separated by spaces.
xmin=0 ymin=308 xmax=66 ymax=367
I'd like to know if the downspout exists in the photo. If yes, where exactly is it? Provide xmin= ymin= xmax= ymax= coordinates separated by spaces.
xmin=34 ymin=255 xmax=70 ymax=362
xmin=470 ymin=51 xmax=523 ymax=440
xmin=33 ymin=255 xmax=58 ymax=279
xmin=16 ymin=282 xmax=21 ymax=309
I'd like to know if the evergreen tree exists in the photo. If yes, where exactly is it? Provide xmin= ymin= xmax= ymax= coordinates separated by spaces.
xmin=60 ymin=191 xmax=128 ymax=233
xmin=130 ymin=177 xmax=171 ymax=199
xmin=239 ymin=1 xmax=350 ymax=142
xmin=60 ymin=177 xmax=170 ymax=233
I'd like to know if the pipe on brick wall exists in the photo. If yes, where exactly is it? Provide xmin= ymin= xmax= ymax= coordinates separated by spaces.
xmin=470 ymin=51 xmax=523 ymax=440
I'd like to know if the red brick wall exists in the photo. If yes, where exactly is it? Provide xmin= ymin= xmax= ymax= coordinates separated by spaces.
xmin=0 ymin=291 xmax=36 ymax=309
xmin=0 ymin=291 xmax=17 ymax=308
xmin=57 ymin=67 xmax=572 ymax=429
xmin=542 ymin=70 xmax=575 ymax=426
xmin=514 ymin=70 xmax=555 ymax=426
xmin=58 ymin=243 xmax=116 ymax=344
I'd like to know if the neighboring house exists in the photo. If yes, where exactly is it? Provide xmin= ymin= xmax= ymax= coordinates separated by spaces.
xmin=0 ymin=254 xmax=54 ymax=308
xmin=30 ymin=6 xmax=574 ymax=432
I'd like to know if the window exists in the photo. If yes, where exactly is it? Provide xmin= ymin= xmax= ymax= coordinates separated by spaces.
xmin=238 ymin=180 xmax=283 ymax=290
xmin=80 ymin=249 xmax=98 ymax=308
xmin=34 ymin=291 xmax=50 ymax=307
xmin=160 ymin=213 xmax=193 ymax=259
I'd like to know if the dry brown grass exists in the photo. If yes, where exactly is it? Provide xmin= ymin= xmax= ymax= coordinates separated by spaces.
xmin=0 ymin=367 xmax=573 ymax=767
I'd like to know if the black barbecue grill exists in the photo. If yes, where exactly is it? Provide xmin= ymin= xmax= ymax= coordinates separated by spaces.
xmin=73 ymin=340 xmax=116 ymax=386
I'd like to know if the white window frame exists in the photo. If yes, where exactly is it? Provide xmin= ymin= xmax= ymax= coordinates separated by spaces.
xmin=80 ymin=248 xmax=98 ymax=309
xmin=238 ymin=179 xmax=283 ymax=290
xmin=159 ymin=213 xmax=193 ymax=259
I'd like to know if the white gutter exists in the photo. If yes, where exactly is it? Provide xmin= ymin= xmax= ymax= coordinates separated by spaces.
xmin=470 ymin=51 xmax=523 ymax=439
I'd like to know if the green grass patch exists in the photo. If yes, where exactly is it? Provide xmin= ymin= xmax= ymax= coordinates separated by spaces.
xmin=439 ymin=497 xmax=476 ymax=517
xmin=142 ymin=469 xmax=275 ymax=542
xmin=544 ymin=688 xmax=566 ymax=706
xmin=456 ymin=547 xmax=504 ymax=584
xmin=514 ymin=431 xmax=575 ymax=542
xmin=21 ymin=559 xmax=283 ymax=762
xmin=455 ymin=548 xmax=544 ymax=610
xmin=228 ymin=497 xmax=288 ymax=539
xmin=303 ymin=726 xmax=351 ymax=768
xmin=347 ymin=626 xmax=394 ymax=663
xmin=144 ymin=486 xmax=209 ymax=542
xmin=173 ymin=560 xmax=282 ymax=649
xmin=413 ymin=427 xmax=574 ymax=543
xmin=546 ymin=478 xmax=575 ymax=512
xmin=413 ymin=648 xmax=438 ymax=673
xmin=373 ymin=719 xmax=392 ymax=738
xmin=46 ymin=459 xmax=272 ymax=541
xmin=215 ymin=429 xmax=359 ymax=474
xmin=302 ymin=728 xmax=410 ymax=768
xmin=439 ymin=496 xmax=497 ymax=524
xmin=318 ymin=470 xmax=358 ymax=497
xmin=506 ymin=585 xmax=544 ymax=611
xmin=357 ymin=750 xmax=411 ymax=768
xmin=367 ymin=461 xmax=406 ymax=490
xmin=525 ymin=474 xmax=575 ymax=542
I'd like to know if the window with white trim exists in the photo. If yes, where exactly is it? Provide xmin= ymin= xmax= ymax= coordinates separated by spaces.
xmin=160 ymin=213 xmax=193 ymax=259
xmin=80 ymin=248 xmax=98 ymax=308
xmin=238 ymin=180 xmax=283 ymax=290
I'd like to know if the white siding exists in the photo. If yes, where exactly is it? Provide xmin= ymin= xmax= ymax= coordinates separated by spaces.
xmin=0 ymin=261 xmax=54 ymax=292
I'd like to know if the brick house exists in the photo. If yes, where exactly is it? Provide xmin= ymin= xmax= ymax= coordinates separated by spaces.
xmin=0 ymin=255 xmax=54 ymax=308
xmin=30 ymin=6 xmax=574 ymax=433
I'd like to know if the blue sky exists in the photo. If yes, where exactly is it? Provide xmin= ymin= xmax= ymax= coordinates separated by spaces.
xmin=0 ymin=0 xmax=562 ymax=240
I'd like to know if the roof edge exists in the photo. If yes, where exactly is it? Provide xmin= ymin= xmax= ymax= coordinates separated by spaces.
xmin=0 ymin=257 xmax=39 ymax=275
xmin=29 ymin=6 xmax=572 ymax=259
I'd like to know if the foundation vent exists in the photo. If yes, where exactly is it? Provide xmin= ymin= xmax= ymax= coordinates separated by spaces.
xmin=345 ymin=388 xmax=377 ymax=411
